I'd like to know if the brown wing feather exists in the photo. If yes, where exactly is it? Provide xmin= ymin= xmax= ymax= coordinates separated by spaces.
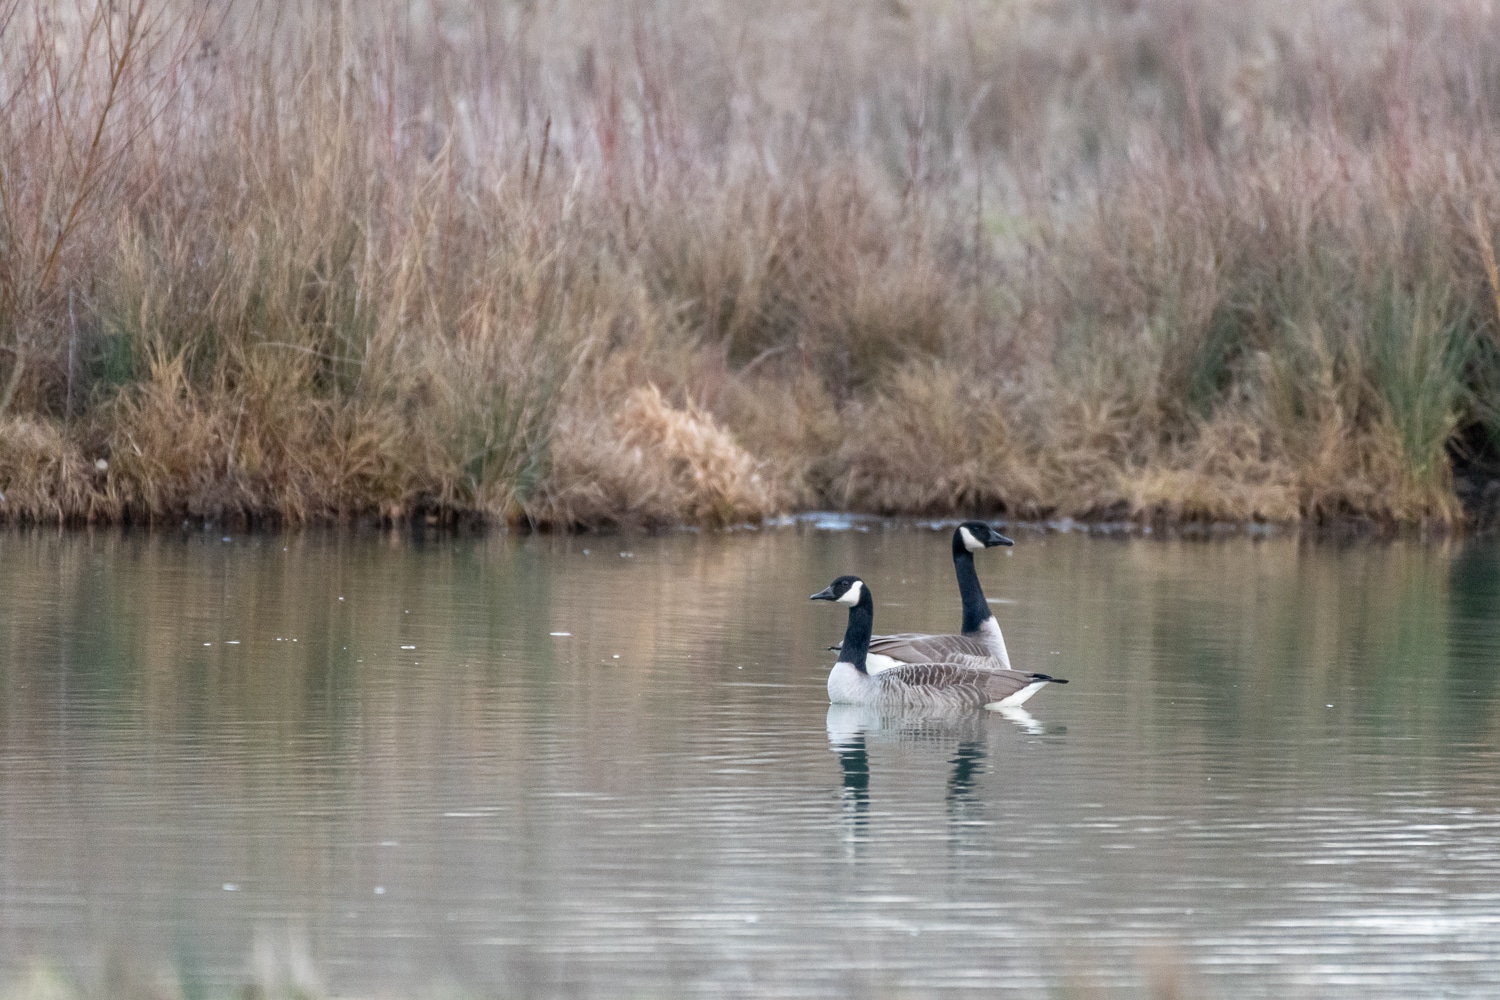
xmin=872 ymin=663 xmax=1048 ymax=709
xmin=868 ymin=632 xmax=997 ymax=664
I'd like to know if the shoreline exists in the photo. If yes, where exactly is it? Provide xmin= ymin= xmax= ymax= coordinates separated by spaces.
xmin=4 ymin=399 xmax=1497 ymax=535
xmin=2 ymin=503 xmax=1491 ymax=542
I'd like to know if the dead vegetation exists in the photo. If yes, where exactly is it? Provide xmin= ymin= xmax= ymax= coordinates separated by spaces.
xmin=535 ymin=385 xmax=776 ymax=529
xmin=3 ymin=0 xmax=1500 ymax=529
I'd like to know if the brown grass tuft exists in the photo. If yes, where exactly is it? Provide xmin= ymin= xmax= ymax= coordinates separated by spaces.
xmin=834 ymin=364 xmax=1042 ymax=516
xmin=1124 ymin=415 xmax=1300 ymax=524
xmin=106 ymin=352 xmax=419 ymax=524
xmin=0 ymin=417 xmax=112 ymax=523
xmin=534 ymin=385 xmax=777 ymax=529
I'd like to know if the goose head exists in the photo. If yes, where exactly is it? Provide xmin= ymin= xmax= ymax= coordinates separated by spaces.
xmin=810 ymin=575 xmax=869 ymax=608
xmin=954 ymin=521 xmax=1013 ymax=555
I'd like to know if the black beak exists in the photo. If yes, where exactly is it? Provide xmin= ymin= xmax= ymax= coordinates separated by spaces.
xmin=990 ymin=532 xmax=1015 ymax=547
xmin=810 ymin=586 xmax=837 ymax=601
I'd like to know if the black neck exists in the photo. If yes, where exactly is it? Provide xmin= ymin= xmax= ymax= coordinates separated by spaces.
xmin=839 ymin=592 xmax=874 ymax=675
xmin=954 ymin=549 xmax=993 ymax=635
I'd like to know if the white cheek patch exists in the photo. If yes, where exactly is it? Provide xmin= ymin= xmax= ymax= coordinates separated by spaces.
xmin=959 ymin=526 xmax=984 ymax=552
xmin=836 ymin=580 xmax=864 ymax=606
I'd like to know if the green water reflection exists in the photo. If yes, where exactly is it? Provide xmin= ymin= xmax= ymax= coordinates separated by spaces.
xmin=1 ymin=526 xmax=1499 ymax=998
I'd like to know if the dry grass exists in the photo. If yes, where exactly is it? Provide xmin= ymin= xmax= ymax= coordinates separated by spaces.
xmin=0 ymin=417 xmax=112 ymax=522
xmin=535 ymin=384 xmax=776 ymax=529
xmin=1034 ymin=134 xmax=1495 ymax=526
xmin=4 ymin=0 xmax=1500 ymax=529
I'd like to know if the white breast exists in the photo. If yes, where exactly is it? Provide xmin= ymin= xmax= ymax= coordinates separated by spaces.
xmin=975 ymin=617 xmax=1013 ymax=671
xmin=827 ymin=662 xmax=875 ymax=704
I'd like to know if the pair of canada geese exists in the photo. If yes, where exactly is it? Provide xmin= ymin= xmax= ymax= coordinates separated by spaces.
xmin=810 ymin=522 xmax=1068 ymax=712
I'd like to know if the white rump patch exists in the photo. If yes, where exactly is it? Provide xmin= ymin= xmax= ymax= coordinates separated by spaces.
xmin=836 ymin=579 xmax=865 ymax=607
xmin=988 ymin=679 xmax=1049 ymax=708
xmin=958 ymin=526 xmax=985 ymax=552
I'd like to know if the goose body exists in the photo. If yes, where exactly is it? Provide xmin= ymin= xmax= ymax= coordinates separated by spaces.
xmin=865 ymin=628 xmax=1003 ymax=673
xmin=812 ymin=575 xmax=1066 ymax=712
xmin=850 ymin=522 xmax=1016 ymax=673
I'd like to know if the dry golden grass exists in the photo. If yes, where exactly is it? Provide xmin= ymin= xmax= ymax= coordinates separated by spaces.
xmin=535 ymin=385 xmax=777 ymax=529
xmin=4 ymin=0 xmax=1500 ymax=528
xmin=1124 ymin=416 xmax=1300 ymax=524
xmin=834 ymin=364 xmax=1043 ymax=516
xmin=0 ymin=417 xmax=113 ymax=523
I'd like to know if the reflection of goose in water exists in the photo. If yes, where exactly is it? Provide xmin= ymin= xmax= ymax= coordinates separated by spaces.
xmin=812 ymin=576 xmax=1067 ymax=711
xmin=830 ymin=728 xmax=870 ymax=840
xmin=826 ymin=702 xmax=1049 ymax=741
xmin=837 ymin=522 xmax=1018 ymax=673
xmin=827 ymin=705 xmax=993 ymax=848
xmin=827 ymin=703 xmax=993 ymax=745
xmin=994 ymin=704 xmax=1046 ymax=735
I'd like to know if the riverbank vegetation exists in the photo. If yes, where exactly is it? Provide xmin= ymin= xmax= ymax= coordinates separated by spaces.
xmin=4 ymin=0 xmax=1500 ymax=530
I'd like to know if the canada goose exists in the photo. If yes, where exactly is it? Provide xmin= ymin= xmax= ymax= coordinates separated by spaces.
xmin=811 ymin=575 xmax=1066 ymax=712
xmin=840 ymin=521 xmax=1016 ymax=673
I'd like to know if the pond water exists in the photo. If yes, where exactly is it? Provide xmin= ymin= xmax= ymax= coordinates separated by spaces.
xmin=2 ymin=522 xmax=1500 ymax=998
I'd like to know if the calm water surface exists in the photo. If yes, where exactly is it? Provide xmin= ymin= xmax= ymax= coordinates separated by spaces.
xmin=3 ymin=523 xmax=1500 ymax=998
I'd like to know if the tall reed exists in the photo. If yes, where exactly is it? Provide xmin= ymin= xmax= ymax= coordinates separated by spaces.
xmin=3 ymin=0 xmax=1500 ymax=528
